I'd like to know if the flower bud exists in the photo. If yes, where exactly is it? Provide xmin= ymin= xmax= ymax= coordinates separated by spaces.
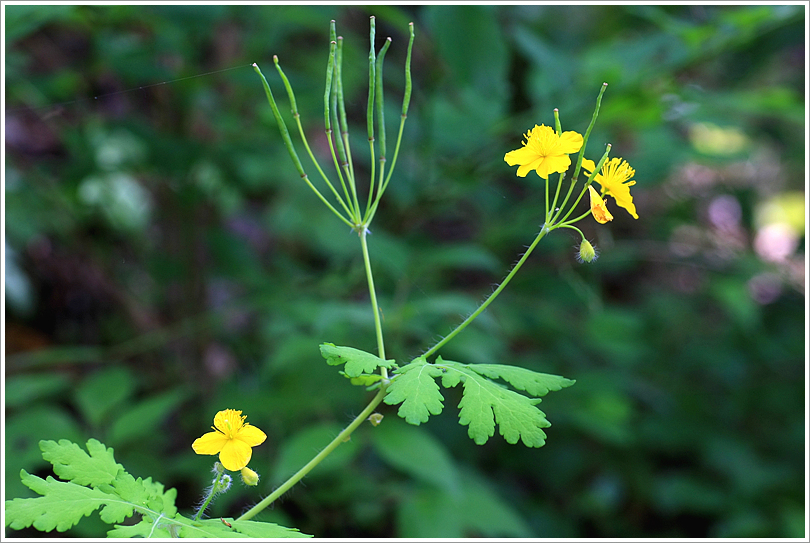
xmin=213 ymin=473 xmax=232 ymax=494
xmin=367 ymin=413 xmax=384 ymax=427
xmin=576 ymin=239 xmax=599 ymax=263
xmin=240 ymin=467 xmax=260 ymax=486
xmin=588 ymin=185 xmax=613 ymax=224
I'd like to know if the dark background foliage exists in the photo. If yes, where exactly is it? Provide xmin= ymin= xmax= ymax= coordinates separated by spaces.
xmin=4 ymin=3 xmax=806 ymax=538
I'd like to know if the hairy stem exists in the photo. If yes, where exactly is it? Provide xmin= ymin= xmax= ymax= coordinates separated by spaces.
xmin=236 ymin=387 xmax=387 ymax=521
xmin=423 ymin=226 xmax=550 ymax=360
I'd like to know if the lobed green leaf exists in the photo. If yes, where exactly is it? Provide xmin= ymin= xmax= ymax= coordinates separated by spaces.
xmin=106 ymin=518 xmax=174 ymax=538
xmin=438 ymin=360 xmax=552 ymax=447
xmin=456 ymin=363 xmax=575 ymax=396
xmin=5 ymin=438 xmax=307 ymax=537
xmin=5 ymin=471 xmax=133 ymax=532
xmin=169 ymin=516 xmax=311 ymax=538
xmin=39 ymin=438 xmax=123 ymax=487
xmin=319 ymin=343 xmax=397 ymax=377
xmin=5 ymin=439 xmax=178 ymax=536
xmin=383 ymin=358 xmax=445 ymax=424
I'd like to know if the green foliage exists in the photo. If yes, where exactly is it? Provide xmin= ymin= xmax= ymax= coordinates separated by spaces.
xmin=4 ymin=439 xmax=309 ymax=538
xmin=5 ymin=439 xmax=176 ymax=534
xmin=107 ymin=516 xmax=311 ymax=538
xmin=382 ymin=355 xmax=574 ymax=446
xmin=370 ymin=418 xmax=460 ymax=494
xmin=396 ymin=468 xmax=533 ymax=538
xmin=437 ymin=358 xmax=574 ymax=446
xmin=342 ymin=372 xmax=385 ymax=387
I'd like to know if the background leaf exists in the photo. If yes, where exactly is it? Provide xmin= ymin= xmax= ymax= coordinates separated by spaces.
xmin=369 ymin=416 xmax=460 ymax=495
xmin=271 ymin=422 xmax=360 ymax=484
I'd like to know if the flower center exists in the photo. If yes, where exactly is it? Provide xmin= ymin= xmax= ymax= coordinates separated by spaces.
xmin=529 ymin=128 xmax=558 ymax=157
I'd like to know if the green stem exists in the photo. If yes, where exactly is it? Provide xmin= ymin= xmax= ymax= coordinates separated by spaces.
xmin=571 ymin=82 xmax=608 ymax=184
xmin=366 ymin=16 xmax=377 ymax=147
xmin=359 ymin=228 xmax=387 ymax=369
xmin=553 ymin=143 xmax=612 ymax=226
xmin=423 ymin=225 xmax=551 ymax=360
xmin=272 ymin=58 xmax=353 ymax=220
xmin=334 ymin=36 xmax=359 ymax=214
xmin=193 ymin=470 xmax=224 ymax=521
xmin=236 ymin=387 xmax=388 ymax=522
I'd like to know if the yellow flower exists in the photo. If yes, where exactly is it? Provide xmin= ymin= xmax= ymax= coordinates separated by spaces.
xmin=581 ymin=157 xmax=638 ymax=219
xmin=588 ymin=185 xmax=613 ymax=224
xmin=505 ymin=124 xmax=584 ymax=179
xmin=192 ymin=409 xmax=267 ymax=471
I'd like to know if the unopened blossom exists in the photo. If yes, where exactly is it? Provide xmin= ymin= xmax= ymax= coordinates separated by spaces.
xmin=240 ymin=466 xmax=260 ymax=486
xmin=577 ymin=238 xmax=599 ymax=263
xmin=588 ymin=185 xmax=613 ymax=224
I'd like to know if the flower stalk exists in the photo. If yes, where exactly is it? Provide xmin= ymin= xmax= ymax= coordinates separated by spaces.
xmin=193 ymin=466 xmax=232 ymax=521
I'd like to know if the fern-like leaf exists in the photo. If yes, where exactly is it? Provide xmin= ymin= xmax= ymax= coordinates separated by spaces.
xmin=382 ymin=356 xmax=574 ymax=447
xmin=461 ymin=363 xmax=575 ymax=396
xmin=383 ymin=358 xmax=445 ymax=424
xmin=320 ymin=343 xmax=397 ymax=377
xmin=6 ymin=471 xmax=119 ymax=532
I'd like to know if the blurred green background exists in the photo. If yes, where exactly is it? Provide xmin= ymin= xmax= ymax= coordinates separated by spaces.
xmin=4 ymin=4 xmax=806 ymax=538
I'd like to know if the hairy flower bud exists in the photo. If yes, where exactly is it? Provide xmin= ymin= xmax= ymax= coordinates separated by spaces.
xmin=240 ymin=467 xmax=260 ymax=486
xmin=213 ymin=473 xmax=232 ymax=494
xmin=576 ymin=239 xmax=599 ymax=263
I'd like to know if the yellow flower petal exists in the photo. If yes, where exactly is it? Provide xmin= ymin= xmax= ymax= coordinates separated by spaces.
xmin=219 ymin=438 xmax=253 ymax=471
xmin=236 ymin=425 xmax=267 ymax=448
xmin=589 ymin=185 xmax=613 ymax=224
xmin=581 ymin=158 xmax=596 ymax=173
xmin=213 ymin=409 xmax=245 ymax=437
xmin=192 ymin=431 xmax=229 ymax=455
xmin=537 ymin=154 xmax=571 ymax=179
xmin=558 ymin=131 xmax=584 ymax=154
xmin=504 ymin=146 xmax=539 ymax=167
xmin=516 ymin=162 xmax=539 ymax=177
